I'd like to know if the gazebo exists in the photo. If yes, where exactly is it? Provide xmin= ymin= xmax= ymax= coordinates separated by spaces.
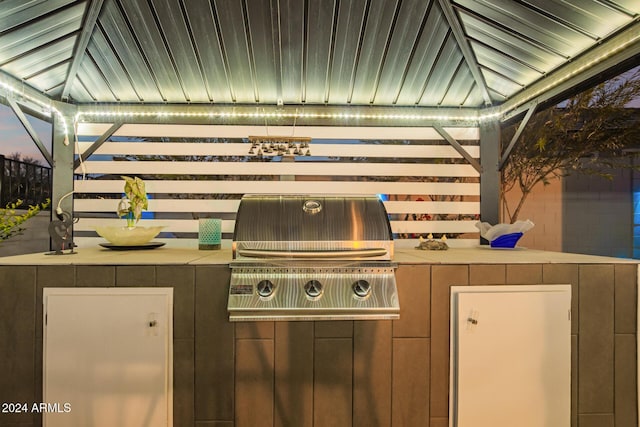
xmin=0 ymin=0 xmax=638 ymax=247
xmin=0 ymin=3 xmax=640 ymax=427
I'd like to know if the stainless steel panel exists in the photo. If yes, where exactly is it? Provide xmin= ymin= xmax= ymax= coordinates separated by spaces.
xmin=233 ymin=195 xmax=393 ymax=247
xmin=236 ymin=248 xmax=388 ymax=259
xmin=228 ymin=265 xmax=399 ymax=321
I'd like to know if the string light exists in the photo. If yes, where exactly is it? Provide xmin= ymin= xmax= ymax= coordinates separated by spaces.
xmin=0 ymin=80 xmax=69 ymax=145
xmin=75 ymin=109 xmax=483 ymax=123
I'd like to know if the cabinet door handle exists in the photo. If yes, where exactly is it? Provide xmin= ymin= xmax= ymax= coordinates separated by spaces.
xmin=466 ymin=309 xmax=480 ymax=330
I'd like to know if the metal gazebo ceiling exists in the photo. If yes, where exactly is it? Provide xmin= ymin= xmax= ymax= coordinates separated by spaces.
xmin=0 ymin=0 xmax=638 ymax=110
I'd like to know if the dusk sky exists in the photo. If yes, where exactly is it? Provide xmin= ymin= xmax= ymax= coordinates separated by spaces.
xmin=0 ymin=102 xmax=51 ymax=165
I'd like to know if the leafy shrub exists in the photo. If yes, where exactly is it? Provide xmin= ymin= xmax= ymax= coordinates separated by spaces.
xmin=0 ymin=198 xmax=51 ymax=242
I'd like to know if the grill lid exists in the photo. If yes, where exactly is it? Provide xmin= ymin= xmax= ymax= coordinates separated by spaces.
xmin=232 ymin=194 xmax=394 ymax=260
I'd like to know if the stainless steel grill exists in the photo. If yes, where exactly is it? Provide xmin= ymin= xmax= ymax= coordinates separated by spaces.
xmin=228 ymin=194 xmax=400 ymax=321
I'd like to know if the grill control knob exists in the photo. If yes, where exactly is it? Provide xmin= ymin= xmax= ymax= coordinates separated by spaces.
xmin=304 ymin=280 xmax=323 ymax=299
xmin=352 ymin=279 xmax=372 ymax=298
xmin=256 ymin=280 xmax=275 ymax=298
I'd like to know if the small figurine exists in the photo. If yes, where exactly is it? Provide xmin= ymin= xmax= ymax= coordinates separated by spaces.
xmin=47 ymin=211 xmax=77 ymax=255
xmin=415 ymin=235 xmax=449 ymax=251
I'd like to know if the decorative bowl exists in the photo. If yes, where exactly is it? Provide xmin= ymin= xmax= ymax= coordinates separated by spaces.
xmin=95 ymin=225 xmax=165 ymax=246
xmin=490 ymin=232 xmax=523 ymax=248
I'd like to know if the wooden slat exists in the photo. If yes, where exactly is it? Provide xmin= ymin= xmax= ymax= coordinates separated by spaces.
xmin=75 ymin=217 xmax=476 ymax=234
xmin=77 ymin=161 xmax=479 ymax=177
xmin=75 ymin=198 xmax=478 ymax=215
xmin=76 ymin=218 xmax=235 ymax=233
xmin=384 ymin=201 xmax=479 ymax=214
xmin=74 ymin=180 xmax=480 ymax=196
xmin=74 ymin=199 xmax=242 ymax=213
xmin=76 ymin=141 xmax=480 ymax=158
xmin=77 ymin=123 xmax=479 ymax=140
xmin=390 ymin=220 xmax=478 ymax=234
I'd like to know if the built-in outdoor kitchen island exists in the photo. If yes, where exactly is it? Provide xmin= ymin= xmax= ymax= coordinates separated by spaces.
xmin=1 ymin=2 xmax=639 ymax=426
xmin=0 ymin=246 xmax=636 ymax=427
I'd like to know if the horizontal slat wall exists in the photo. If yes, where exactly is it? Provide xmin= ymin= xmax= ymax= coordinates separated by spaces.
xmin=73 ymin=124 xmax=480 ymax=248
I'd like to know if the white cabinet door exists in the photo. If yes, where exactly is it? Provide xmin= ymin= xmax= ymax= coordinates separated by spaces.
xmin=43 ymin=288 xmax=173 ymax=427
xmin=450 ymin=285 xmax=571 ymax=427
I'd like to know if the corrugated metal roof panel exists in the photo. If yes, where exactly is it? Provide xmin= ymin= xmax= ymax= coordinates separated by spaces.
xmin=119 ymin=0 xmax=184 ymax=102
xmin=213 ymin=0 xmax=256 ymax=103
xmin=373 ymin=0 xmax=432 ymax=105
xmin=304 ymin=0 xmax=335 ymax=104
xmin=2 ymin=37 xmax=75 ymax=78
xmin=0 ymin=0 xmax=636 ymax=110
xmin=326 ymin=0 xmax=367 ymax=105
xmin=418 ymin=35 xmax=465 ymax=106
xmin=394 ymin=5 xmax=450 ymax=105
xmin=461 ymin=13 xmax=564 ymax=73
xmin=0 ymin=2 xmax=83 ymax=65
xmin=26 ymin=62 xmax=70 ymax=95
xmin=152 ymin=0 xmax=210 ymax=102
xmin=95 ymin=0 xmax=162 ymax=103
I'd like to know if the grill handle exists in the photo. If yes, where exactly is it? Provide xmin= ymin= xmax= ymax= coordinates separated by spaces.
xmin=237 ymin=248 xmax=388 ymax=258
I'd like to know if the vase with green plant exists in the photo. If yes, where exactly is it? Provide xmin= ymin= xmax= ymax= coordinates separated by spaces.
xmin=95 ymin=176 xmax=163 ymax=246
xmin=117 ymin=175 xmax=148 ymax=228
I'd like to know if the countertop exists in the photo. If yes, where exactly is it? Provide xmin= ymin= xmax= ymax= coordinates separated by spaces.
xmin=0 ymin=245 xmax=637 ymax=265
